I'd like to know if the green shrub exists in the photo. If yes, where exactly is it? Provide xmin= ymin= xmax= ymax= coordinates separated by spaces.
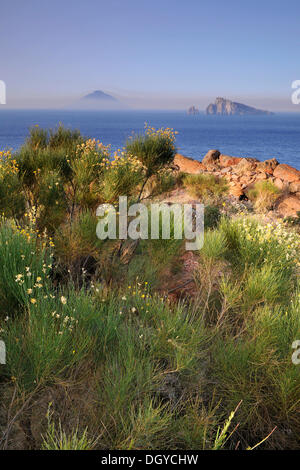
xmin=248 ymin=180 xmax=281 ymax=212
xmin=204 ymin=205 xmax=222 ymax=229
xmin=183 ymin=174 xmax=228 ymax=202
xmin=16 ymin=129 xmax=109 ymax=229
xmin=242 ymin=264 xmax=292 ymax=310
xmin=0 ymin=150 xmax=25 ymax=219
xmin=0 ymin=218 xmax=52 ymax=315
xmin=126 ymin=126 xmax=177 ymax=200
xmin=201 ymin=230 xmax=227 ymax=260
xmin=101 ymin=154 xmax=143 ymax=203
xmin=146 ymin=170 xmax=177 ymax=197
xmin=218 ymin=217 xmax=300 ymax=274
xmin=48 ymin=125 xmax=83 ymax=151
xmin=53 ymin=210 xmax=104 ymax=281
xmin=25 ymin=124 xmax=83 ymax=152
xmin=25 ymin=126 xmax=48 ymax=150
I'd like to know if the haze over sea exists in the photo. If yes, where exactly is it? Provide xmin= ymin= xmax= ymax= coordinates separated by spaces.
xmin=0 ymin=110 xmax=299 ymax=170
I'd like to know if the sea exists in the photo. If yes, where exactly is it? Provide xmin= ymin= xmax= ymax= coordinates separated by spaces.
xmin=0 ymin=109 xmax=299 ymax=169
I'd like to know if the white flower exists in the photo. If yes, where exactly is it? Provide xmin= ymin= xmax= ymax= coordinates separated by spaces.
xmin=60 ymin=296 xmax=67 ymax=305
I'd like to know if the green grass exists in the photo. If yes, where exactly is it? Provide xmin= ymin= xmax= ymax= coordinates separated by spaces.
xmin=248 ymin=180 xmax=281 ymax=212
xmin=183 ymin=173 xmax=228 ymax=203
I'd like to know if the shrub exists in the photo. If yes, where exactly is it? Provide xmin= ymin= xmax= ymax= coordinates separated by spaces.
xmin=201 ymin=230 xmax=227 ymax=260
xmin=0 ymin=217 xmax=52 ymax=315
xmin=145 ymin=170 xmax=177 ymax=197
xmin=17 ymin=131 xmax=110 ymax=229
xmin=69 ymin=139 xmax=109 ymax=209
xmin=183 ymin=174 xmax=228 ymax=202
xmin=25 ymin=124 xmax=83 ymax=152
xmin=218 ymin=217 xmax=300 ymax=273
xmin=126 ymin=125 xmax=177 ymax=200
xmin=48 ymin=124 xmax=83 ymax=151
xmin=101 ymin=153 xmax=143 ymax=203
xmin=53 ymin=210 xmax=104 ymax=283
xmin=242 ymin=263 xmax=292 ymax=310
xmin=204 ymin=205 xmax=222 ymax=229
xmin=25 ymin=126 xmax=48 ymax=150
xmin=0 ymin=151 xmax=25 ymax=219
xmin=248 ymin=180 xmax=281 ymax=212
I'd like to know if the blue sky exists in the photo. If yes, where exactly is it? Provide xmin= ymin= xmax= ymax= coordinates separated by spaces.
xmin=1 ymin=0 xmax=300 ymax=109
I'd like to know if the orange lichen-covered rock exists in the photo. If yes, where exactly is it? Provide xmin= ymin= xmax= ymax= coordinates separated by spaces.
xmin=273 ymin=164 xmax=300 ymax=183
xmin=276 ymin=195 xmax=300 ymax=217
xmin=219 ymin=154 xmax=242 ymax=167
xmin=174 ymin=154 xmax=205 ymax=174
xmin=256 ymin=158 xmax=279 ymax=175
xmin=202 ymin=149 xmax=220 ymax=166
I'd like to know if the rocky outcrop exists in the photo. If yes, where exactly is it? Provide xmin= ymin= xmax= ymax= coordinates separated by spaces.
xmin=174 ymin=154 xmax=205 ymax=174
xmin=276 ymin=195 xmax=300 ymax=217
xmin=256 ymin=159 xmax=279 ymax=174
xmin=206 ymin=97 xmax=274 ymax=116
xmin=187 ymin=106 xmax=199 ymax=115
xmin=234 ymin=157 xmax=259 ymax=174
xmin=202 ymin=149 xmax=220 ymax=166
xmin=174 ymin=150 xmax=300 ymax=217
xmin=273 ymin=164 xmax=300 ymax=183
xmin=219 ymin=154 xmax=242 ymax=167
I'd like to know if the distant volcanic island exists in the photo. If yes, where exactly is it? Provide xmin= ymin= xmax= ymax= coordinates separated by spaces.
xmin=68 ymin=89 xmax=122 ymax=109
xmin=206 ymin=97 xmax=274 ymax=116
xmin=82 ymin=90 xmax=117 ymax=102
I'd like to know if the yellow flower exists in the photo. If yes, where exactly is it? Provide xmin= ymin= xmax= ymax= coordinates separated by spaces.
xmin=60 ymin=296 xmax=67 ymax=305
xmin=30 ymin=298 xmax=37 ymax=304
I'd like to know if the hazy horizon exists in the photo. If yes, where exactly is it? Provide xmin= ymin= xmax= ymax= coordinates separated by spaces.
xmin=3 ymin=93 xmax=300 ymax=113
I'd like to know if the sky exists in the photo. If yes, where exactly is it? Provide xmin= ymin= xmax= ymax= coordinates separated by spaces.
xmin=1 ymin=0 xmax=300 ymax=110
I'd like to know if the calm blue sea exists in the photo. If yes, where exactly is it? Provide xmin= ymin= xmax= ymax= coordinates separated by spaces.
xmin=0 ymin=109 xmax=299 ymax=169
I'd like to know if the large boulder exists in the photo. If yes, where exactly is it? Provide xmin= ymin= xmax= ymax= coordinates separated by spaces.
xmin=273 ymin=164 xmax=300 ymax=183
xmin=276 ymin=195 xmax=300 ymax=217
xmin=234 ymin=157 xmax=258 ymax=174
xmin=289 ymin=180 xmax=300 ymax=193
xmin=202 ymin=149 xmax=220 ymax=166
xmin=256 ymin=158 xmax=279 ymax=174
xmin=274 ymin=178 xmax=289 ymax=191
xmin=174 ymin=154 xmax=205 ymax=174
xmin=219 ymin=154 xmax=242 ymax=167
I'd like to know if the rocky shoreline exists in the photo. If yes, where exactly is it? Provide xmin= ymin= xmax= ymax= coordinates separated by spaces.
xmin=174 ymin=151 xmax=300 ymax=217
